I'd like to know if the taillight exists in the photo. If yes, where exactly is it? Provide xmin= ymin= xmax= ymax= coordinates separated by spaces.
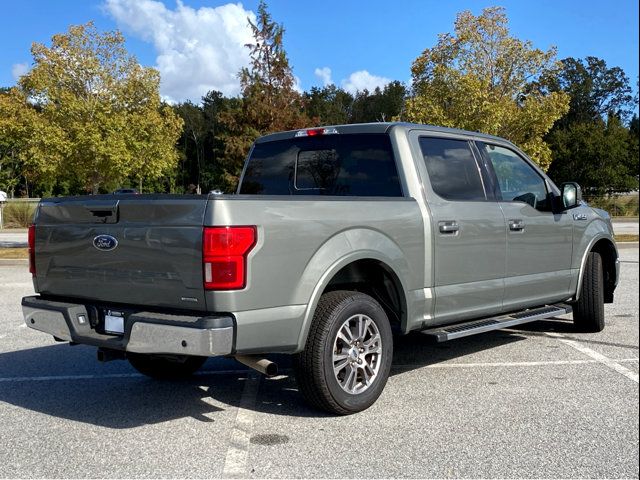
xmin=28 ymin=224 xmax=36 ymax=276
xmin=203 ymin=226 xmax=257 ymax=290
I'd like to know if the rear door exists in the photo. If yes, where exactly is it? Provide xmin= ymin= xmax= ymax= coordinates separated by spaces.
xmin=476 ymin=142 xmax=574 ymax=310
xmin=34 ymin=196 xmax=208 ymax=311
xmin=412 ymin=134 xmax=506 ymax=323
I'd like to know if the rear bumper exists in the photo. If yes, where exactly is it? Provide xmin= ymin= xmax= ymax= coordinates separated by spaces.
xmin=21 ymin=295 xmax=234 ymax=357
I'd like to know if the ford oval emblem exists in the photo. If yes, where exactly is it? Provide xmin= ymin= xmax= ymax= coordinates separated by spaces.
xmin=93 ymin=234 xmax=118 ymax=251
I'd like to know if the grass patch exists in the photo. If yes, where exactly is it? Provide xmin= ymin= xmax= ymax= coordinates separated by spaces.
xmin=1 ymin=202 xmax=37 ymax=228
xmin=615 ymin=234 xmax=639 ymax=243
xmin=586 ymin=194 xmax=639 ymax=217
xmin=0 ymin=248 xmax=28 ymax=259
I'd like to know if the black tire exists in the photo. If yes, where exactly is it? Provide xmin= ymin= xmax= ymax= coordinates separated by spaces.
xmin=572 ymin=251 xmax=605 ymax=332
xmin=294 ymin=290 xmax=393 ymax=415
xmin=127 ymin=353 xmax=207 ymax=380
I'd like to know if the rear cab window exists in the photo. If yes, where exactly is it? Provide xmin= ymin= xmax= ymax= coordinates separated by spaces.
xmin=418 ymin=137 xmax=487 ymax=201
xmin=239 ymin=133 xmax=403 ymax=197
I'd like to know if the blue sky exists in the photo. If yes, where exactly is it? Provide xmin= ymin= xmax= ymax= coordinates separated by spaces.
xmin=2 ymin=0 xmax=639 ymax=105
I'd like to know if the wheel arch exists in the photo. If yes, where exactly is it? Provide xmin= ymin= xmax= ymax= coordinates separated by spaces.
xmin=294 ymin=229 xmax=412 ymax=352
xmin=575 ymin=236 xmax=618 ymax=303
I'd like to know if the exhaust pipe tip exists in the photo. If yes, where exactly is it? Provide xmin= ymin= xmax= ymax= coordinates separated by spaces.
xmin=264 ymin=361 xmax=278 ymax=377
xmin=234 ymin=355 xmax=278 ymax=377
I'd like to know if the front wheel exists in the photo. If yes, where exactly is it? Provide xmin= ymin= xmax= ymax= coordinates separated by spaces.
xmin=572 ymin=251 xmax=605 ymax=332
xmin=294 ymin=290 xmax=393 ymax=415
xmin=127 ymin=353 xmax=207 ymax=380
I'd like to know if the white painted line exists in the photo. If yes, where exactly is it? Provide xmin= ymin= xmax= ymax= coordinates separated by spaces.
xmin=546 ymin=332 xmax=639 ymax=384
xmin=0 ymin=372 xmax=144 ymax=383
xmin=393 ymin=358 xmax=639 ymax=370
xmin=222 ymin=374 xmax=261 ymax=478
xmin=0 ymin=369 xmax=252 ymax=383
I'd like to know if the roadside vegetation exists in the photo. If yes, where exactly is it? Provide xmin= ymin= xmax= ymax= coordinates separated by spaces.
xmin=1 ymin=2 xmax=638 ymax=201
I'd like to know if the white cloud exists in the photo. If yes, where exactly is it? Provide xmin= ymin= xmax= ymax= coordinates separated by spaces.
xmin=341 ymin=70 xmax=391 ymax=94
xmin=314 ymin=67 xmax=333 ymax=86
xmin=104 ymin=0 xmax=256 ymax=102
xmin=11 ymin=63 xmax=29 ymax=81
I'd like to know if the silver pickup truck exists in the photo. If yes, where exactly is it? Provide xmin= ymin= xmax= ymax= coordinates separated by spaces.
xmin=22 ymin=122 xmax=619 ymax=414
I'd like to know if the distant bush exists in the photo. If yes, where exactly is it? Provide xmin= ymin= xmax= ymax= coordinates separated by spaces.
xmin=1 ymin=201 xmax=37 ymax=228
xmin=585 ymin=194 xmax=639 ymax=217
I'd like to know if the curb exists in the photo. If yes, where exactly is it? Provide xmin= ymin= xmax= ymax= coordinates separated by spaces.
xmin=0 ymin=259 xmax=29 ymax=266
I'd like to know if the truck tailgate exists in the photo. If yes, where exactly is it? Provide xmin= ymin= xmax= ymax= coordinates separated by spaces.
xmin=33 ymin=196 xmax=208 ymax=311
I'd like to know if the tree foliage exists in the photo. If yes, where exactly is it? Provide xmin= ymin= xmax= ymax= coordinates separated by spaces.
xmin=545 ymin=57 xmax=638 ymax=194
xmin=218 ymin=1 xmax=308 ymax=189
xmin=17 ymin=22 xmax=183 ymax=193
xmin=305 ymin=85 xmax=353 ymax=126
xmin=403 ymin=7 xmax=569 ymax=169
xmin=547 ymin=116 xmax=638 ymax=195
xmin=543 ymin=57 xmax=635 ymax=125
xmin=0 ymin=88 xmax=65 ymax=196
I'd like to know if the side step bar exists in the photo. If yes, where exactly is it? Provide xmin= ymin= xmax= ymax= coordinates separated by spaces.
xmin=421 ymin=304 xmax=572 ymax=342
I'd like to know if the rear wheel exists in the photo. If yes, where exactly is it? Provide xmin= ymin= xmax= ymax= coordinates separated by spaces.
xmin=572 ymin=251 xmax=605 ymax=332
xmin=127 ymin=353 xmax=207 ymax=380
xmin=295 ymin=290 xmax=393 ymax=415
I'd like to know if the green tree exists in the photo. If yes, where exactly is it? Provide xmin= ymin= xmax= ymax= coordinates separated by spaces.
xmin=174 ymin=101 xmax=207 ymax=190
xmin=547 ymin=116 xmax=638 ymax=195
xmin=0 ymin=88 xmax=65 ymax=197
xmin=219 ymin=1 xmax=308 ymax=188
xmin=351 ymin=81 xmax=407 ymax=123
xmin=305 ymin=85 xmax=353 ymax=126
xmin=403 ymin=7 xmax=569 ymax=169
xmin=18 ymin=22 xmax=183 ymax=193
xmin=543 ymin=57 xmax=634 ymax=126
xmin=544 ymin=57 xmax=637 ymax=194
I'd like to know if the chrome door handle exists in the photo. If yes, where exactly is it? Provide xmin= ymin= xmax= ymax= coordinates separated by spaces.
xmin=439 ymin=221 xmax=459 ymax=234
xmin=509 ymin=219 xmax=525 ymax=231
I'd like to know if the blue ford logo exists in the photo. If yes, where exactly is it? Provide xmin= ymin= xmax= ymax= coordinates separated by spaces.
xmin=93 ymin=234 xmax=118 ymax=251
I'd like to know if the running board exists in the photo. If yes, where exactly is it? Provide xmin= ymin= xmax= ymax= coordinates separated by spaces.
xmin=421 ymin=304 xmax=572 ymax=342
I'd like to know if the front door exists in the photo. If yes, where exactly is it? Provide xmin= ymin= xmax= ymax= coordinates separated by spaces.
xmin=476 ymin=142 xmax=574 ymax=311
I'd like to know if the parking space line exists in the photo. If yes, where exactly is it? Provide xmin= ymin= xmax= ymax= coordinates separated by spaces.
xmin=0 ymin=369 xmax=250 ymax=383
xmin=394 ymin=358 xmax=639 ymax=370
xmin=546 ymin=332 xmax=639 ymax=383
xmin=222 ymin=373 xmax=260 ymax=478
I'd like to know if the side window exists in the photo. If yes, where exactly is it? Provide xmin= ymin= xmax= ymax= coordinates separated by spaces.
xmin=418 ymin=137 xmax=486 ymax=201
xmin=479 ymin=143 xmax=550 ymax=211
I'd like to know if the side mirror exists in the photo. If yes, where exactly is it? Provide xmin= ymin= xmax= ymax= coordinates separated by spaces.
xmin=560 ymin=182 xmax=582 ymax=210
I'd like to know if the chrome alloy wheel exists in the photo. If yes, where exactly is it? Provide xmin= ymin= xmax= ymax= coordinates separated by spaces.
xmin=332 ymin=314 xmax=382 ymax=394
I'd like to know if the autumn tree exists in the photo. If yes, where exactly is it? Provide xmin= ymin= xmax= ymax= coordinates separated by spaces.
xmin=18 ymin=22 xmax=183 ymax=193
xmin=219 ymin=1 xmax=308 ymax=189
xmin=403 ymin=7 xmax=569 ymax=169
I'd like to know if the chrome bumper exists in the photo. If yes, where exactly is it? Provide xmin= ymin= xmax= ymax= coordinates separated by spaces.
xmin=22 ymin=296 xmax=234 ymax=357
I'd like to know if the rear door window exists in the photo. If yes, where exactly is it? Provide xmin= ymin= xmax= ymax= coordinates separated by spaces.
xmin=240 ymin=134 xmax=402 ymax=197
xmin=418 ymin=137 xmax=487 ymax=201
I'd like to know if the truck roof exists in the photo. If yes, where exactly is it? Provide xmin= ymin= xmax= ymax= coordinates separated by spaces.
xmin=255 ymin=122 xmax=512 ymax=145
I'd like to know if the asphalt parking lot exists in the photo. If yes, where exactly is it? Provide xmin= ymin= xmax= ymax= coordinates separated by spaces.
xmin=0 ymin=248 xmax=638 ymax=478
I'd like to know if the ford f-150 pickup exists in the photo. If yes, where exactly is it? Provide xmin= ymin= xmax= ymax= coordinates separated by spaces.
xmin=22 ymin=122 xmax=619 ymax=414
